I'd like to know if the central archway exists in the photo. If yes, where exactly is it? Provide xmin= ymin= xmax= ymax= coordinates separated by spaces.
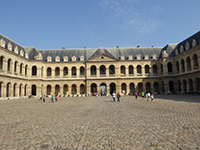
xmin=100 ymin=83 xmax=107 ymax=96
xmin=110 ymin=83 xmax=116 ymax=95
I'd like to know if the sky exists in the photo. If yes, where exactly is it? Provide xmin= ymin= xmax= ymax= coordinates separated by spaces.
xmin=1 ymin=0 xmax=200 ymax=50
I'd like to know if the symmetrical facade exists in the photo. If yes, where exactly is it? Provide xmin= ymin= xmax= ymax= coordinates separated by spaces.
xmin=0 ymin=31 xmax=200 ymax=99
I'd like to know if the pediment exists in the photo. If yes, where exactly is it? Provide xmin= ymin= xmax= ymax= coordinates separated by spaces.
xmin=87 ymin=54 xmax=118 ymax=62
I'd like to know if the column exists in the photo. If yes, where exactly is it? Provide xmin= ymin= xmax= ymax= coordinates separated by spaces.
xmin=68 ymin=68 xmax=71 ymax=78
xmin=150 ymin=67 xmax=153 ymax=76
xmin=151 ymin=84 xmax=154 ymax=93
xmin=77 ymin=69 xmax=80 ymax=78
xmin=37 ymin=68 xmax=41 ymax=78
xmin=125 ymin=68 xmax=128 ymax=77
xmin=127 ymin=84 xmax=130 ymax=94
xmin=21 ymin=85 xmax=24 ymax=97
xmin=77 ymin=85 xmax=80 ymax=96
xmin=134 ymin=67 xmax=137 ymax=76
xmin=142 ymin=67 xmax=145 ymax=76
xmin=186 ymin=82 xmax=189 ymax=92
xmin=68 ymin=86 xmax=71 ymax=96
xmin=97 ymin=85 xmax=100 ymax=94
xmin=106 ymin=68 xmax=109 ymax=77
xmin=143 ymin=84 xmax=146 ymax=92
xmin=97 ymin=68 xmax=100 ymax=78
xmin=107 ymin=84 xmax=110 ymax=96
xmin=60 ymin=86 xmax=63 ymax=96
xmin=3 ymin=60 xmax=7 ymax=72
xmin=191 ymin=59 xmax=194 ymax=71
xmin=2 ymin=84 xmax=6 ymax=97
xmin=86 ymin=84 xmax=90 ymax=96
xmin=52 ymin=69 xmax=55 ymax=78
xmin=27 ymin=85 xmax=31 ymax=96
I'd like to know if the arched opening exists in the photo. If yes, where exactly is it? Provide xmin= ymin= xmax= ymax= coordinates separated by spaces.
xmin=91 ymin=83 xmax=97 ymax=94
xmin=80 ymin=67 xmax=85 ymax=76
xmin=6 ymin=83 xmax=11 ymax=97
xmin=145 ymin=65 xmax=150 ymax=74
xmin=195 ymin=78 xmax=200 ymax=91
xmin=137 ymin=65 xmax=142 ymax=74
xmin=138 ymin=82 xmax=143 ymax=92
xmin=110 ymin=83 xmax=116 ymax=95
xmin=129 ymin=65 xmax=133 ymax=75
xmin=47 ymin=85 xmax=51 ymax=95
xmin=100 ymin=65 xmax=106 ymax=75
xmin=41 ymin=67 xmax=43 ymax=77
xmin=32 ymin=66 xmax=37 ymax=76
xmin=169 ymin=81 xmax=174 ymax=92
xmin=63 ymin=84 xmax=68 ymax=95
xmin=121 ymin=83 xmax=126 ymax=94
xmin=186 ymin=57 xmax=191 ymax=71
xmin=161 ymin=64 xmax=163 ymax=74
xmin=47 ymin=67 xmax=52 ymax=76
xmin=188 ymin=79 xmax=193 ymax=92
xmin=167 ymin=62 xmax=173 ymax=73
xmin=19 ymin=84 xmax=22 ymax=97
xmin=178 ymin=80 xmax=181 ymax=92
xmin=146 ymin=82 xmax=151 ymax=93
xmin=13 ymin=83 xmax=17 ymax=97
xmin=193 ymin=54 xmax=199 ymax=69
xmin=100 ymin=83 xmax=106 ymax=96
xmin=130 ymin=83 xmax=135 ymax=94
xmin=25 ymin=65 xmax=28 ymax=76
xmin=55 ymin=67 xmax=60 ymax=76
xmin=120 ymin=65 xmax=125 ymax=75
xmin=181 ymin=59 xmax=185 ymax=72
xmin=7 ymin=59 xmax=12 ymax=71
xmin=183 ymin=80 xmax=187 ymax=92
xmin=161 ymin=81 xmax=165 ymax=92
xmin=154 ymin=82 xmax=159 ymax=93
xmin=153 ymin=65 xmax=158 ymax=74
xmin=20 ymin=63 xmax=23 ymax=74
xmin=91 ymin=65 xmax=96 ymax=75
xmin=72 ymin=84 xmax=77 ymax=94
xmin=80 ymin=84 xmax=85 ymax=94
xmin=32 ymin=85 xmax=36 ymax=95
xmin=55 ymin=84 xmax=60 ymax=95
xmin=176 ymin=61 xmax=180 ymax=73
xmin=24 ymin=84 xmax=27 ymax=96
xmin=109 ymin=65 xmax=115 ymax=75
xmin=0 ymin=56 xmax=4 ymax=70
xmin=72 ymin=67 xmax=76 ymax=76
xmin=14 ymin=61 xmax=18 ymax=73
xmin=0 ymin=82 xmax=2 ymax=97
xmin=63 ymin=67 xmax=68 ymax=76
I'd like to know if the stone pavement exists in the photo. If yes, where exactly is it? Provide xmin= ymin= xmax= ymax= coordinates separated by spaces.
xmin=0 ymin=94 xmax=200 ymax=150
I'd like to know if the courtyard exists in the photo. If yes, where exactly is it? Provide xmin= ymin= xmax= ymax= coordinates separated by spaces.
xmin=0 ymin=95 xmax=200 ymax=150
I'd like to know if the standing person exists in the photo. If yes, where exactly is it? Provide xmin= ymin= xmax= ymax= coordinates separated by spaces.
xmin=51 ymin=95 xmax=54 ymax=103
xmin=55 ymin=95 xmax=58 ymax=102
xmin=43 ymin=95 xmax=45 ymax=103
xmin=117 ymin=92 xmax=121 ymax=102
xmin=112 ymin=91 xmax=116 ymax=102
xmin=151 ymin=94 xmax=155 ymax=103
xmin=146 ymin=93 xmax=148 ymax=101
xmin=135 ymin=92 xmax=138 ymax=99
xmin=39 ymin=94 xmax=42 ymax=101
xmin=141 ymin=91 xmax=144 ymax=98
xmin=148 ymin=92 xmax=150 ymax=101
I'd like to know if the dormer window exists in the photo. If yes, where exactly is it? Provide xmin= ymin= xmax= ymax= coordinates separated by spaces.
xmin=72 ymin=55 xmax=76 ymax=61
xmin=47 ymin=56 xmax=52 ymax=62
xmin=20 ymin=49 xmax=24 ymax=56
xmin=185 ymin=42 xmax=190 ymax=51
xmin=63 ymin=56 xmax=68 ymax=62
xmin=121 ymin=55 xmax=125 ymax=60
xmin=128 ymin=55 xmax=132 ymax=60
xmin=14 ymin=46 xmax=19 ymax=54
xmin=136 ymin=55 xmax=141 ymax=60
xmin=192 ymin=39 xmax=197 ymax=47
xmin=144 ymin=55 xmax=148 ymax=60
xmin=8 ymin=42 xmax=12 ymax=51
xmin=0 ymin=39 xmax=5 ymax=48
xmin=80 ymin=55 xmax=84 ymax=61
xmin=55 ymin=56 xmax=60 ymax=62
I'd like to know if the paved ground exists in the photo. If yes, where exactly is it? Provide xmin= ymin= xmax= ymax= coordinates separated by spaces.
xmin=0 ymin=94 xmax=200 ymax=150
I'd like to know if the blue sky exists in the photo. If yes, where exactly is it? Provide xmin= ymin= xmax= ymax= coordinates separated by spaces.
xmin=1 ymin=0 xmax=200 ymax=49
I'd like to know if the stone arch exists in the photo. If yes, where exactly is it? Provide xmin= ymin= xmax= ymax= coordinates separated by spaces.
xmin=80 ymin=84 xmax=85 ymax=94
xmin=100 ymin=83 xmax=107 ymax=95
xmin=137 ymin=65 xmax=142 ymax=74
xmin=91 ymin=65 xmax=96 ymax=75
xmin=20 ymin=63 xmax=23 ymax=74
xmin=72 ymin=84 xmax=77 ymax=94
xmin=186 ymin=57 xmax=191 ymax=71
xmin=72 ymin=67 xmax=77 ymax=76
xmin=32 ymin=66 xmax=37 ymax=76
xmin=47 ymin=85 xmax=52 ymax=95
xmin=153 ymin=65 xmax=158 ymax=73
xmin=188 ymin=79 xmax=193 ymax=92
xmin=130 ymin=83 xmax=135 ymax=94
xmin=145 ymin=65 xmax=150 ymax=74
xmin=25 ymin=65 xmax=28 ymax=76
xmin=47 ymin=67 xmax=52 ymax=76
xmin=24 ymin=84 xmax=27 ymax=96
xmin=19 ymin=84 xmax=23 ymax=97
xmin=63 ymin=67 xmax=68 ymax=76
xmin=138 ymin=82 xmax=143 ymax=92
xmin=32 ymin=84 xmax=37 ymax=95
xmin=55 ymin=67 xmax=60 ymax=76
xmin=193 ymin=54 xmax=198 ymax=69
xmin=6 ymin=82 xmax=12 ymax=97
xmin=0 ymin=55 xmax=5 ymax=70
xmin=146 ymin=82 xmax=151 ymax=93
xmin=80 ymin=66 xmax=85 ymax=75
xmin=110 ymin=83 xmax=116 ymax=95
xmin=63 ymin=84 xmax=68 ymax=95
xmin=100 ymin=65 xmax=106 ymax=75
xmin=55 ymin=84 xmax=60 ymax=95
xmin=14 ymin=61 xmax=18 ymax=73
xmin=183 ymin=79 xmax=187 ymax=92
xmin=176 ymin=61 xmax=180 ymax=72
xmin=91 ymin=83 xmax=97 ymax=94
xmin=13 ymin=83 xmax=17 ymax=97
xmin=109 ymin=65 xmax=115 ymax=75
xmin=181 ymin=59 xmax=185 ymax=72
xmin=154 ymin=82 xmax=159 ymax=92
xmin=167 ymin=62 xmax=173 ymax=73
xmin=121 ymin=83 xmax=126 ymax=94
xmin=7 ymin=58 xmax=12 ymax=72
xmin=120 ymin=65 xmax=126 ymax=75
xmin=129 ymin=65 xmax=133 ymax=75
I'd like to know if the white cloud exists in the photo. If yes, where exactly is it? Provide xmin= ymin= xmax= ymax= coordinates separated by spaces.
xmin=100 ymin=0 xmax=162 ymax=33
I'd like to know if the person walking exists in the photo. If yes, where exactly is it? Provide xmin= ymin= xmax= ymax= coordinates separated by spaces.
xmin=55 ymin=95 xmax=58 ymax=102
xmin=112 ymin=91 xmax=116 ymax=102
xmin=43 ymin=95 xmax=45 ymax=103
xmin=39 ymin=94 xmax=42 ymax=101
xmin=135 ymin=92 xmax=138 ymax=99
xmin=146 ymin=93 xmax=148 ymax=101
xmin=151 ymin=94 xmax=155 ymax=103
xmin=117 ymin=92 xmax=121 ymax=102
xmin=51 ymin=95 xmax=54 ymax=103
xmin=141 ymin=91 xmax=144 ymax=98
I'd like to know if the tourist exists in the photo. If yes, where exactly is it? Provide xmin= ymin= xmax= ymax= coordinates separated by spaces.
xmin=112 ymin=91 xmax=116 ymax=102
xmin=135 ymin=92 xmax=138 ymax=99
xmin=148 ymin=92 xmax=150 ymax=101
xmin=141 ymin=91 xmax=144 ymax=98
xmin=55 ymin=95 xmax=58 ymax=102
xmin=117 ymin=92 xmax=121 ymax=102
xmin=43 ymin=95 xmax=45 ymax=103
xmin=39 ymin=94 xmax=42 ymax=101
xmin=98 ymin=92 xmax=101 ymax=98
xmin=51 ymin=95 xmax=54 ymax=103
xmin=151 ymin=94 xmax=155 ymax=103
xmin=146 ymin=93 xmax=148 ymax=101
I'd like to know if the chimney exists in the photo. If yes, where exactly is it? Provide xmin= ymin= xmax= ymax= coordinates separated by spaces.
xmin=137 ymin=45 xmax=140 ymax=48
xmin=116 ymin=46 xmax=119 ymax=48
xmin=151 ymin=45 xmax=154 ymax=47
xmin=62 ymin=47 xmax=65 ymax=49
xmin=84 ymin=47 xmax=86 ymax=49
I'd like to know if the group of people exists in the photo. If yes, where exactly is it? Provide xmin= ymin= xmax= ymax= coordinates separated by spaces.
xmin=112 ymin=91 xmax=121 ymax=102
xmin=39 ymin=94 xmax=58 ymax=103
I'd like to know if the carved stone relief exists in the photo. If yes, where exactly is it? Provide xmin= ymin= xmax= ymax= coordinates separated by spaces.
xmin=185 ymin=42 xmax=190 ymax=51
xmin=144 ymin=55 xmax=149 ymax=60
xmin=192 ymin=39 xmax=197 ymax=47
xmin=180 ymin=45 xmax=184 ymax=53
xmin=47 ymin=56 xmax=52 ymax=62
xmin=161 ymin=50 xmax=168 ymax=58
xmin=34 ymin=53 xmax=43 ymax=60
xmin=152 ymin=54 xmax=156 ymax=60
xmin=136 ymin=55 xmax=141 ymax=60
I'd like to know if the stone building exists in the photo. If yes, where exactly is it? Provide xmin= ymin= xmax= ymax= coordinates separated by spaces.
xmin=0 ymin=31 xmax=200 ymax=99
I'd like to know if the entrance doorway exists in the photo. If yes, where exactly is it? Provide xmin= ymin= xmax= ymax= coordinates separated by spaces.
xmin=110 ymin=83 xmax=116 ymax=95
xmin=100 ymin=83 xmax=106 ymax=96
